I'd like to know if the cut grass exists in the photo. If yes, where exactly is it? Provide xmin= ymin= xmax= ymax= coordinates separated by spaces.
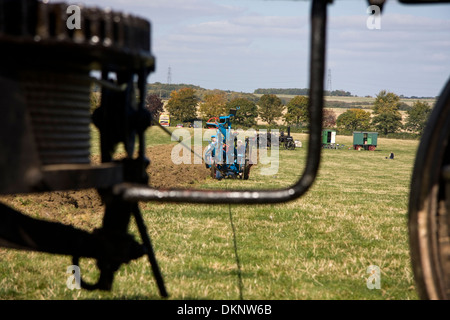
xmin=0 ymin=129 xmax=420 ymax=300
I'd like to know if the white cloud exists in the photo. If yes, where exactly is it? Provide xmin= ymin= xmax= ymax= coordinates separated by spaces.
xmin=68 ymin=0 xmax=450 ymax=96
xmin=179 ymin=18 xmax=306 ymax=39
xmin=74 ymin=0 xmax=244 ymax=24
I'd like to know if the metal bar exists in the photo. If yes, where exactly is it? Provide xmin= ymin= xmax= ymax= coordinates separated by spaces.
xmin=38 ymin=163 xmax=123 ymax=192
xmin=137 ymin=70 xmax=147 ymax=162
xmin=116 ymin=0 xmax=327 ymax=205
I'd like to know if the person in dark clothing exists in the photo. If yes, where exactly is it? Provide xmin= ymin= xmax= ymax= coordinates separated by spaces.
xmin=385 ymin=152 xmax=394 ymax=160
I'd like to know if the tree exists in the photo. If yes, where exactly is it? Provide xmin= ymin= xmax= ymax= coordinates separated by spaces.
xmin=404 ymin=101 xmax=432 ymax=135
xmin=226 ymin=98 xmax=258 ymax=127
xmin=336 ymin=108 xmax=371 ymax=131
xmin=166 ymin=87 xmax=199 ymax=122
xmin=371 ymin=90 xmax=402 ymax=134
xmin=323 ymin=109 xmax=337 ymax=128
xmin=284 ymin=95 xmax=308 ymax=127
xmin=373 ymin=90 xmax=401 ymax=114
xmin=145 ymin=94 xmax=164 ymax=121
xmin=372 ymin=112 xmax=403 ymax=135
xmin=328 ymin=89 xmax=352 ymax=97
xmin=258 ymin=94 xmax=284 ymax=125
xmin=198 ymin=90 xmax=227 ymax=120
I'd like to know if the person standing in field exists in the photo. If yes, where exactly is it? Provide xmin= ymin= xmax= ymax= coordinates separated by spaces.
xmin=385 ymin=152 xmax=395 ymax=160
xmin=204 ymin=135 xmax=217 ymax=168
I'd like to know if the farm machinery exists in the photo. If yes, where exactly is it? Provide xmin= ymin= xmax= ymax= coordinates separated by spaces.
xmin=279 ymin=127 xmax=296 ymax=150
xmin=204 ymin=108 xmax=253 ymax=180
xmin=256 ymin=127 xmax=295 ymax=150
xmin=0 ymin=0 xmax=450 ymax=301
xmin=255 ymin=131 xmax=272 ymax=149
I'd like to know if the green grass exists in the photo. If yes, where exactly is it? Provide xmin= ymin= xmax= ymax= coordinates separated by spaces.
xmin=0 ymin=128 xmax=420 ymax=300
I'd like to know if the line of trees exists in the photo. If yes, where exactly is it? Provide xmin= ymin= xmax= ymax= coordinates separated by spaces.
xmin=254 ymin=88 xmax=353 ymax=97
xmin=336 ymin=90 xmax=432 ymax=135
xmin=145 ymin=87 xmax=432 ymax=136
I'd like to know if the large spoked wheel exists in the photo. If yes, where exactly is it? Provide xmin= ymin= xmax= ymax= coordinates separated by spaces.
xmin=409 ymin=78 xmax=450 ymax=300
xmin=286 ymin=140 xmax=295 ymax=150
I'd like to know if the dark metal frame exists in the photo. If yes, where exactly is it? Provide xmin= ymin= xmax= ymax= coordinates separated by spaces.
xmin=116 ymin=0 xmax=327 ymax=205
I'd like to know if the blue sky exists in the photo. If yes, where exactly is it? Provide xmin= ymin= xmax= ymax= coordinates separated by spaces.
xmin=74 ymin=0 xmax=449 ymax=97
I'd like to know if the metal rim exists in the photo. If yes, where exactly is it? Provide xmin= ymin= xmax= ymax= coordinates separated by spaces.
xmin=409 ymin=77 xmax=450 ymax=299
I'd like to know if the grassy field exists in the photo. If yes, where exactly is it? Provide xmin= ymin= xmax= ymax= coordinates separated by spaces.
xmin=0 ymin=129 xmax=420 ymax=300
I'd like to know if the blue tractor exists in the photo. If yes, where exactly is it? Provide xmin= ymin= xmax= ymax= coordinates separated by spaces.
xmin=204 ymin=108 xmax=253 ymax=180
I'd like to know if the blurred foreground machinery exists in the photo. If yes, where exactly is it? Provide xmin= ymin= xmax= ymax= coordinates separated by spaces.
xmin=0 ymin=0 xmax=167 ymax=296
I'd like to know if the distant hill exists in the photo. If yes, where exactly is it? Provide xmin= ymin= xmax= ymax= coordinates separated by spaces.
xmin=146 ymin=83 xmax=437 ymax=103
xmin=146 ymin=82 xmax=205 ymax=99
xmin=254 ymin=88 xmax=353 ymax=97
xmin=146 ymin=82 xmax=259 ymax=102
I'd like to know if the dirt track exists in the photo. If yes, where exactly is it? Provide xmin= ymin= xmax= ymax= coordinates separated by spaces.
xmin=146 ymin=144 xmax=210 ymax=189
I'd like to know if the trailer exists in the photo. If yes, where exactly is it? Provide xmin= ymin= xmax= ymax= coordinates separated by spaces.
xmin=353 ymin=131 xmax=378 ymax=151
xmin=321 ymin=129 xmax=336 ymax=149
